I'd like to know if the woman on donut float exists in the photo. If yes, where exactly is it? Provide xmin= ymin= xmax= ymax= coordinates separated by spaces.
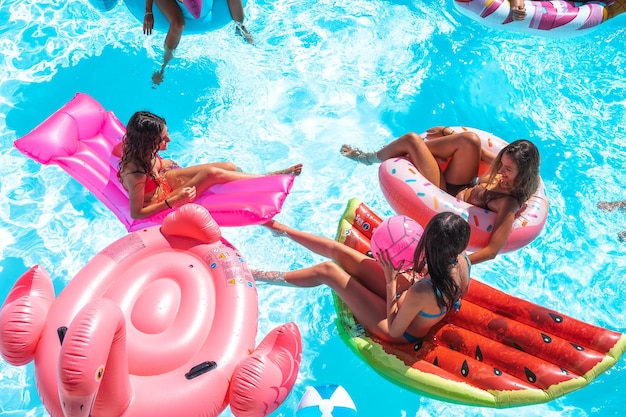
xmin=340 ymin=126 xmax=540 ymax=264
xmin=118 ymin=111 xmax=303 ymax=219
xmin=258 ymin=212 xmax=471 ymax=343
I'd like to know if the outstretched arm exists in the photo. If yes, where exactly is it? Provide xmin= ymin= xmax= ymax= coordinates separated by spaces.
xmin=480 ymin=146 xmax=498 ymax=166
xmin=123 ymin=172 xmax=195 ymax=219
xmin=378 ymin=249 xmax=402 ymax=335
xmin=377 ymin=250 xmax=399 ymax=309
xmin=144 ymin=0 xmax=154 ymax=35
xmin=509 ymin=0 xmax=527 ymax=20
xmin=378 ymin=250 xmax=422 ymax=339
xmin=227 ymin=0 xmax=244 ymax=23
xmin=598 ymin=200 xmax=626 ymax=211
xmin=227 ymin=0 xmax=253 ymax=42
xmin=468 ymin=198 xmax=518 ymax=264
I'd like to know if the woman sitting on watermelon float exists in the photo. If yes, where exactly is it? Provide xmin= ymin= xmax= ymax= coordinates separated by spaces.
xmin=258 ymin=212 xmax=471 ymax=343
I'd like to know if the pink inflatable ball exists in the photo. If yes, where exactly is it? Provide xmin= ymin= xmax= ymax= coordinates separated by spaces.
xmin=370 ymin=215 xmax=424 ymax=270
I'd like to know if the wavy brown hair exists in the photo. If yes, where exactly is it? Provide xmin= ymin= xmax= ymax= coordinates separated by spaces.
xmin=486 ymin=139 xmax=540 ymax=207
xmin=117 ymin=111 xmax=166 ymax=181
xmin=412 ymin=212 xmax=471 ymax=312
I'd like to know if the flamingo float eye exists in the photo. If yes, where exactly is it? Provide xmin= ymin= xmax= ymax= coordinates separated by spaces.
xmin=57 ymin=327 xmax=68 ymax=345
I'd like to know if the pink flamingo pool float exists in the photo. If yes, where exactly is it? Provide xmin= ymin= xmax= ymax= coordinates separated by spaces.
xmin=0 ymin=204 xmax=302 ymax=417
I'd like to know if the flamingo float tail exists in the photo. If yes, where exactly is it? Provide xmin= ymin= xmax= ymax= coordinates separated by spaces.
xmin=229 ymin=322 xmax=302 ymax=417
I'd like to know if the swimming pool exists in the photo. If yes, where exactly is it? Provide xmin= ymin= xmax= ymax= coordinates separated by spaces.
xmin=1 ymin=0 xmax=625 ymax=415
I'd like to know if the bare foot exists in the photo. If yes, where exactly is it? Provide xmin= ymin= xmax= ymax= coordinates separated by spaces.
xmin=249 ymin=269 xmax=292 ymax=286
xmin=262 ymin=219 xmax=289 ymax=237
xmin=426 ymin=126 xmax=455 ymax=137
xmin=509 ymin=0 xmax=527 ymax=20
xmin=263 ymin=219 xmax=277 ymax=229
xmin=598 ymin=201 xmax=626 ymax=211
xmin=269 ymin=163 xmax=303 ymax=176
xmin=340 ymin=144 xmax=380 ymax=165
xmin=235 ymin=23 xmax=254 ymax=44
xmin=152 ymin=70 xmax=164 ymax=86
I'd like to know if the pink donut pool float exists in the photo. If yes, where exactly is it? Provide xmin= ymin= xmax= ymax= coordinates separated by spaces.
xmin=378 ymin=126 xmax=549 ymax=253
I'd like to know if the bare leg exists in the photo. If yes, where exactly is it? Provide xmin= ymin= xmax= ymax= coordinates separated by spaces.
xmin=418 ymin=131 xmax=482 ymax=187
xmin=339 ymin=127 xmax=457 ymax=166
xmin=192 ymin=161 xmax=302 ymax=174
xmin=339 ymin=145 xmax=381 ymax=165
xmin=377 ymin=132 xmax=445 ymax=188
xmin=283 ymin=262 xmax=398 ymax=342
xmin=172 ymin=166 xmax=258 ymax=194
xmin=342 ymin=130 xmax=481 ymax=191
xmin=227 ymin=0 xmax=244 ymax=23
xmin=598 ymin=201 xmax=626 ymax=211
xmin=264 ymin=220 xmax=386 ymax=297
xmin=250 ymin=270 xmax=291 ymax=286
xmin=200 ymin=162 xmax=239 ymax=171
xmin=267 ymin=163 xmax=303 ymax=176
xmin=153 ymin=0 xmax=184 ymax=85
xmin=164 ymin=162 xmax=299 ymax=196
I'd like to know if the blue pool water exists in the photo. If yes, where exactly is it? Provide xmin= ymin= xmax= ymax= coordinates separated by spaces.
xmin=1 ymin=0 xmax=625 ymax=416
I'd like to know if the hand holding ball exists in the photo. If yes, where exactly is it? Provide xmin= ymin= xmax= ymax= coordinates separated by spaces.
xmin=370 ymin=215 xmax=423 ymax=270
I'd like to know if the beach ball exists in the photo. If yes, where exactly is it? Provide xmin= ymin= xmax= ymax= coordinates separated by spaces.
xmin=296 ymin=384 xmax=357 ymax=417
xmin=370 ymin=215 xmax=424 ymax=270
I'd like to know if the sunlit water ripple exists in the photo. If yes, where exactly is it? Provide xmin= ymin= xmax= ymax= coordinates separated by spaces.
xmin=0 ymin=0 xmax=625 ymax=416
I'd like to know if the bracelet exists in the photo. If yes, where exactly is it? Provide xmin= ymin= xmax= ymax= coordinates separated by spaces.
xmin=164 ymin=199 xmax=172 ymax=209
xmin=145 ymin=11 xmax=153 ymax=15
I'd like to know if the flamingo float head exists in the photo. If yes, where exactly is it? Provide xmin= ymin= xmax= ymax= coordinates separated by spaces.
xmin=58 ymin=298 xmax=131 ymax=417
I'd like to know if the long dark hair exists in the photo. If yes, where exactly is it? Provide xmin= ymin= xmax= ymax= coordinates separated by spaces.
xmin=117 ymin=111 xmax=166 ymax=180
xmin=413 ymin=212 xmax=471 ymax=312
xmin=486 ymin=139 xmax=540 ymax=207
